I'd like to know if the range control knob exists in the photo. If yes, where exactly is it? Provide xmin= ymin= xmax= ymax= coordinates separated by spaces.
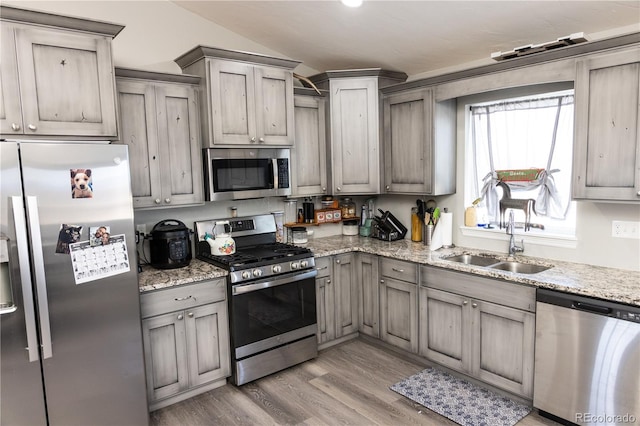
xmin=252 ymin=269 xmax=263 ymax=277
xmin=300 ymin=260 xmax=309 ymax=268
xmin=272 ymin=265 xmax=282 ymax=273
xmin=241 ymin=271 xmax=251 ymax=280
xmin=291 ymin=262 xmax=300 ymax=270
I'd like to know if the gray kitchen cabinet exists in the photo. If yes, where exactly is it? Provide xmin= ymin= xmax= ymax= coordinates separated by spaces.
xmin=315 ymin=256 xmax=335 ymax=344
xmin=420 ymin=266 xmax=535 ymax=398
xmin=379 ymin=258 xmax=419 ymax=353
xmin=573 ymin=47 xmax=640 ymax=201
xmin=382 ymin=88 xmax=456 ymax=195
xmin=292 ymin=88 xmax=329 ymax=196
xmin=356 ymin=253 xmax=379 ymax=337
xmin=175 ymin=46 xmax=300 ymax=147
xmin=115 ymin=69 xmax=203 ymax=208
xmin=309 ymin=69 xmax=407 ymax=195
xmin=140 ymin=279 xmax=230 ymax=411
xmin=0 ymin=6 xmax=122 ymax=137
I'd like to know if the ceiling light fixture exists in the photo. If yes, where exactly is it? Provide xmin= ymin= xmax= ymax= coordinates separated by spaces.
xmin=341 ymin=0 xmax=363 ymax=8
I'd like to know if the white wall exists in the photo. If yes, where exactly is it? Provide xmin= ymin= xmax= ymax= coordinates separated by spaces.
xmin=9 ymin=1 xmax=638 ymax=271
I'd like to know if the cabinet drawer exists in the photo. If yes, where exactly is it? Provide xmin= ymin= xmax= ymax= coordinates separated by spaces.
xmin=380 ymin=258 xmax=418 ymax=284
xmin=314 ymin=256 xmax=332 ymax=278
xmin=421 ymin=266 xmax=535 ymax=312
xmin=140 ymin=279 xmax=226 ymax=318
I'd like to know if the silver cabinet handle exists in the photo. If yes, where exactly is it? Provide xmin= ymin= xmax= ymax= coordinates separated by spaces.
xmin=11 ymin=123 xmax=20 ymax=131
xmin=380 ymin=279 xmax=385 ymax=284
xmin=174 ymin=295 xmax=193 ymax=301
xmin=27 ymin=124 xmax=37 ymax=131
xmin=386 ymin=185 xmax=390 ymax=190
xmin=177 ymin=314 xmax=184 ymax=320
xmin=154 ymin=199 xmax=161 ymax=204
xmin=327 ymin=279 xmax=331 ymax=284
xmin=335 ymin=259 xmax=341 ymax=264
xmin=259 ymin=137 xmax=265 ymax=143
xmin=316 ymin=266 xmax=328 ymax=271
xmin=322 ymin=187 xmax=326 ymax=192
xmin=250 ymin=137 xmax=256 ymax=143
xmin=637 ymin=190 xmax=640 ymax=196
xmin=463 ymin=300 xmax=468 ymax=305
xmin=472 ymin=303 xmax=478 ymax=308
xmin=25 ymin=197 xmax=52 ymax=359
xmin=392 ymin=268 xmax=404 ymax=273
xmin=11 ymin=196 xmax=40 ymax=362
xmin=336 ymin=187 xmax=341 ymax=191
xmin=188 ymin=312 xmax=194 ymax=318
xmin=165 ymin=198 xmax=171 ymax=204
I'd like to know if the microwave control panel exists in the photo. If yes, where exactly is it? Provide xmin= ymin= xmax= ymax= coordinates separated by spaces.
xmin=277 ymin=159 xmax=289 ymax=188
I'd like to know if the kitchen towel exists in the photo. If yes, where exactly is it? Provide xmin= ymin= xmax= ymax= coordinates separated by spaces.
xmin=390 ymin=368 xmax=531 ymax=426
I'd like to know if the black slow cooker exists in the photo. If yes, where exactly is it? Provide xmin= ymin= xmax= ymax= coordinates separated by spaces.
xmin=149 ymin=219 xmax=192 ymax=269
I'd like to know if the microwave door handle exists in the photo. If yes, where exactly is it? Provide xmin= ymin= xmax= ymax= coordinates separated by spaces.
xmin=271 ymin=159 xmax=278 ymax=190
xmin=10 ymin=196 xmax=40 ymax=362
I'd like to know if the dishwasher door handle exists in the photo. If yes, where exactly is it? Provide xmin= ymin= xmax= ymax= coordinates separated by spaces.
xmin=573 ymin=301 xmax=612 ymax=315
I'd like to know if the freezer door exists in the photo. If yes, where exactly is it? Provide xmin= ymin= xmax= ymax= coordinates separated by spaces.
xmin=0 ymin=142 xmax=47 ymax=425
xmin=18 ymin=143 xmax=149 ymax=425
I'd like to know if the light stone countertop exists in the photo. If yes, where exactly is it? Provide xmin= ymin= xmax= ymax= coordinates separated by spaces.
xmin=137 ymin=236 xmax=639 ymax=307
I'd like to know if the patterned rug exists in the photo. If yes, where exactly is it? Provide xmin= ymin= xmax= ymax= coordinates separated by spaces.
xmin=390 ymin=368 xmax=531 ymax=426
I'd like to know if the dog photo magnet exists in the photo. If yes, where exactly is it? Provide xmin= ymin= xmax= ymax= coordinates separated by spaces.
xmin=90 ymin=226 xmax=111 ymax=247
xmin=70 ymin=168 xmax=93 ymax=199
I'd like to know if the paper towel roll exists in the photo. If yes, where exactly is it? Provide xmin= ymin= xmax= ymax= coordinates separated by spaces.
xmin=440 ymin=211 xmax=453 ymax=247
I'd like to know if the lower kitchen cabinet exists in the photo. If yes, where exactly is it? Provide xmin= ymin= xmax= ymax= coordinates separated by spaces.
xmin=357 ymin=253 xmax=379 ymax=337
xmin=419 ymin=266 xmax=535 ymax=398
xmin=379 ymin=258 xmax=419 ymax=353
xmin=140 ymin=279 xmax=230 ymax=410
xmin=315 ymin=253 xmax=358 ymax=347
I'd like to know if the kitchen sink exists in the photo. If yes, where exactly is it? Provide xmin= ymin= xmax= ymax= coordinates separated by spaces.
xmin=445 ymin=254 xmax=502 ymax=267
xmin=489 ymin=261 xmax=551 ymax=274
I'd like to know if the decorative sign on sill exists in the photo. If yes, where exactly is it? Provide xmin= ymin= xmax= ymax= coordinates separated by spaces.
xmin=491 ymin=32 xmax=589 ymax=61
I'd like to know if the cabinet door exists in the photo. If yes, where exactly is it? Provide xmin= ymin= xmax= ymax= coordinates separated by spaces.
xmin=155 ymin=83 xmax=203 ymax=206
xmin=419 ymin=287 xmax=471 ymax=372
xmin=357 ymin=253 xmax=379 ymax=337
xmin=13 ymin=26 xmax=117 ymax=136
xmin=115 ymin=79 xmax=162 ymax=208
xmin=383 ymin=89 xmax=433 ymax=194
xmin=142 ymin=311 xmax=189 ymax=403
xmin=473 ymin=300 xmax=535 ymax=398
xmin=334 ymin=253 xmax=358 ymax=337
xmin=380 ymin=277 xmax=418 ymax=353
xmin=254 ymin=66 xmax=294 ymax=145
xmin=293 ymin=95 xmax=328 ymax=196
xmin=208 ymin=60 xmax=256 ymax=145
xmin=315 ymin=257 xmax=335 ymax=343
xmin=185 ymin=302 xmax=231 ymax=387
xmin=0 ymin=25 xmax=23 ymax=135
xmin=330 ymin=78 xmax=380 ymax=194
xmin=573 ymin=48 xmax=640 ymax=200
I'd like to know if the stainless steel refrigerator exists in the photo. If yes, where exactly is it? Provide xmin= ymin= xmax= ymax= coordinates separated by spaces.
xmin=1 ymin=141 xmax=148 ymax=425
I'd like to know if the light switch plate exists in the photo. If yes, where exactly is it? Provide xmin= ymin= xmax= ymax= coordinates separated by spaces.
xmin=611 ymin=221 xmax=640 ymax=239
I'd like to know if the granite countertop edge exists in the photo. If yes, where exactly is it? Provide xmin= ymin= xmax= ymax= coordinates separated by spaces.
xmin=138 ymin=236 xmax=639 ymax=307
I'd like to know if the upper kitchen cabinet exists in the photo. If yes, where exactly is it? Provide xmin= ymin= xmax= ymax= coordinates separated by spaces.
xmin=381 ymin=88 xmax=456 ymax=195
xmin=0 ymin=6 xmax=122 ymax=138
xmin=309 ymin=69 xmax=408 ymax=195
xmin=175 ymin=46 xmax=301 ymax=147
xmin=292 ymin=87 xmax=329 ymax=196
xmin=573 ymin=46 xmax=640 ymax=201
xmin=115 ymin=68 xmax=203 ymax=209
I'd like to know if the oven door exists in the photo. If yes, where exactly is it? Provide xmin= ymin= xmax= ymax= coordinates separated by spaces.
xmin=230 ymin=269 xmax=317 ymax=359
xmin=204 ymin=148 xmax=291 ymax=201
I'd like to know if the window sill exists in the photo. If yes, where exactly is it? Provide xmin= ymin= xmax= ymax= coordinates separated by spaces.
xmin=459 ymin=226 xmax=577 ymax=249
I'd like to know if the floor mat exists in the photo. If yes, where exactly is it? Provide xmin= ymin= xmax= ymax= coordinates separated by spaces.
xmin=390 ymin=368 xmax=531 ymax=426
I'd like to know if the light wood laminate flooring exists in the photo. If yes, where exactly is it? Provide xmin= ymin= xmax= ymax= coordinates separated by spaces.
xmin=150 ymin=338 xmax=559 ymax=426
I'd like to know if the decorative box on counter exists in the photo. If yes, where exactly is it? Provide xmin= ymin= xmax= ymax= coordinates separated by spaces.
xmin=315 ymin=209 xmax=342 ymax=224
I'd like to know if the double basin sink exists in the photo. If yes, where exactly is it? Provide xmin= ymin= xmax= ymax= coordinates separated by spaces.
xmin=444 ymin=253 xmax=552 ymax=274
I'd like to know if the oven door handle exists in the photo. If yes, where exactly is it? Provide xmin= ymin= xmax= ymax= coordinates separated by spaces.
xmin=232 ymin=269 xmax=317 ymax=295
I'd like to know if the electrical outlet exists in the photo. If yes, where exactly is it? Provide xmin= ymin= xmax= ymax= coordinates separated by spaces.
xmin=136 ymin=224 xmax=147 ymax=235
xmin=612 ymin=221 xmax=640 ymax=239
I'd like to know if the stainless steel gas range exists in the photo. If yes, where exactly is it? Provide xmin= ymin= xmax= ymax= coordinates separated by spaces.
xmin=195 ymin=214 xmax=318 ymax=385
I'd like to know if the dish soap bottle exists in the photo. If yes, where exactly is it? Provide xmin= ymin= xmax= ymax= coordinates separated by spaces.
xmin=464 ymin=198 xmax=481 ymax=227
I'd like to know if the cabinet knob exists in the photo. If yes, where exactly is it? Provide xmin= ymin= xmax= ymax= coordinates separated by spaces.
xmin=336 ymin=187 xmax=341 ymax=192
xmin=155 ymin=199 xmax=161 ymax=204
xmin=472 ymin=303 xmax=478 ymax=308
xmin=335 ymin=259 xmax=341 ymax=264
xmin=11 ymin=123 xmax=20 ymax=131
xmin=380 ymin=279 xmax=385 ymax=284
xmin=188 ymin=312 xmax=194 ymax=318
xmin=637 ymin=191 xmax=640 ymax=196
xmin=386 ymin=185 xmax=390 ymax=190
xmin=463 ymin=300 xmax=468 ymax=305
xmin=259 ymin=137 xmax=265 ymax=143
xmin=165 ymin=198 xmax=171 ymax=204
xmin=327 ymin=279 xmax=331 ymax=284
xmin=250 ymin=137 xmax=256 ymax=143
xmin=27 ymin=124 xmax=37 ymax=131
xmin=177 ymin=314 xmax=184 ymax=320
xmin=322 ymin=187 xmax=326 ymax=192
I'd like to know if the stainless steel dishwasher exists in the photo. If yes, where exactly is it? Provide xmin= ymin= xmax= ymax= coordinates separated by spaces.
xmin=534 ymin=289 xmax=640 ymax=425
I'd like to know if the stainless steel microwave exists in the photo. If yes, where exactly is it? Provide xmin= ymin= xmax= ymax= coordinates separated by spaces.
xmin=203 ymin=148 xmax=291 ymax=201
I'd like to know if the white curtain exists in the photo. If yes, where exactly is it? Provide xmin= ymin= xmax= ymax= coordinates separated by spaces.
xmin=471 ymin=94 xmax=574 ymax=221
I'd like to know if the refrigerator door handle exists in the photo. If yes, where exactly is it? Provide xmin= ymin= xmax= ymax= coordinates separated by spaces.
xmin=10 ymin=196 xmax=40 ymax=362
xmin=25 ymin=196 xmax=53 ymax=359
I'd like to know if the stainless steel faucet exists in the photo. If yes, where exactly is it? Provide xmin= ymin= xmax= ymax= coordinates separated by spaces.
xmin=506 ymin=210 xmax=524 ymax=256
